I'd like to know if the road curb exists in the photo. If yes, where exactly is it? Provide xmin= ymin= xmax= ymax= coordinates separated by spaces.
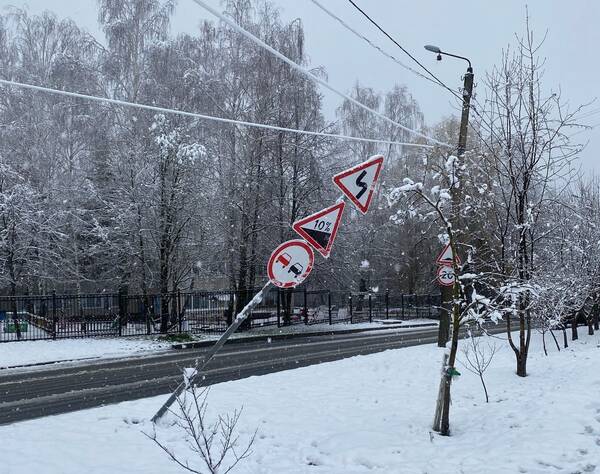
xmin=172 ymin=322 xmax=438 ymax=350
xmin=0 ymin=356 xmax=100 ymax=371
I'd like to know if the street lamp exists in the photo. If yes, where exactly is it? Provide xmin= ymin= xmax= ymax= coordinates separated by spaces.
xmin=423 ymin=44 xmax=473 ymax=155
xmin=424 ymin=44 xmax=472 ymax=72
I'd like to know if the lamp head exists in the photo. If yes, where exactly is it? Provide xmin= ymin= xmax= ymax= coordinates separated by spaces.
xmin=424 ymin=44 xmax=441 ymax=54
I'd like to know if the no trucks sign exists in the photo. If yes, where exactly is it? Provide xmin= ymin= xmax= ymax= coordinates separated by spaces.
xmin=267 ymin=240 xmax=315 ymax=288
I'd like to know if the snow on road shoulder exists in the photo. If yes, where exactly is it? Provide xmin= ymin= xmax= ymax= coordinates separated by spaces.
xmin=1 ymin=332 xmax=599 ymax=473
xmin=0 ymin=337 xmax=171 ymax=369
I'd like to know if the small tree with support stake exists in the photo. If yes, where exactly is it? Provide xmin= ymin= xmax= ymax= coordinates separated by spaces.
xmin=388 ymin=153 xmax=505 ymax=436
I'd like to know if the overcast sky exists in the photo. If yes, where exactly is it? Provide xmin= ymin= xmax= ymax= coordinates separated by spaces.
xmin=4 ymin=0 xmax=600 ymax=171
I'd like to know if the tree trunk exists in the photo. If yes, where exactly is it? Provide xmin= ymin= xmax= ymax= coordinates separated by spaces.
xmin=507 ymin=312 xmax=530 ymax=377
xmin=516 ymin=352 xmax=527 ymax=377
xmin=439 ymin=282 xmax=461 ymax=436
xmin=159 ymin=244 xmax=170 ymax=333
xmin=542 ymin=328 xmax=547 ymax=356
xmin=549 ymin=329 xmax=560 ymax=351
xmin=282 ymin=289 xmax=292 ymax=326
xmin=440 ymin=373 xmax=452 ymax=435
xmin=571 ymin=311 xmax=578 ymax=341
xmin=479 ymin=374 xmax=489 ymax=403
xmin=136 ymin=205 xmax=151 ymax=334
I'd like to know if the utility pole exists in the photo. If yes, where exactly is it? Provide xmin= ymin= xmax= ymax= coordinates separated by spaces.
xmin=424 ymin=45 xmax=473 ymax=347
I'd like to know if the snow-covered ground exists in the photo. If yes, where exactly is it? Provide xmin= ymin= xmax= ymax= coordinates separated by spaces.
xmin=1 ymin=330 xmax=599 ymax=473
xmin=0 ymin=337 xmax=172 ymax=369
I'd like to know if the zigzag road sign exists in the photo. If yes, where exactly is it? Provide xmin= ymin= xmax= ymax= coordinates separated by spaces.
xmin=332 ymin=155 xmax=384 ymax=214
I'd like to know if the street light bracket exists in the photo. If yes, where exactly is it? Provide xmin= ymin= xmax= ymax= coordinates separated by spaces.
xmin=424 ymin=45 xmax=472 ymax=70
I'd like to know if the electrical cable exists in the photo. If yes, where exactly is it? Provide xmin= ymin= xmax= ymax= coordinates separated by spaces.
xmin=0 ymin=78 xmax=434 ymax=149
xmin=308 ymin=0 xmax=441 ymax=89
xmin=344 ymin=0 xmax=504 ymax=146
xmin=345 ymin=0 xmax=462 ymax=100
xmin=189 ymin=0 xmax=452 ymax=148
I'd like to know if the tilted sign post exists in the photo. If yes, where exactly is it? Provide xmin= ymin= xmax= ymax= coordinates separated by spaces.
xmin=152 ymin=155 xmax=384 ymax=423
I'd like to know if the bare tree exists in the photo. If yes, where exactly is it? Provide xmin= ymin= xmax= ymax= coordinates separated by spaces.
xmin=146 ymin=384 xmax=256 ymax=474
xmin=459 ymin=328 xmax=498 ymax=403
xmin=475 ymin=14 xmax=585 ymax=376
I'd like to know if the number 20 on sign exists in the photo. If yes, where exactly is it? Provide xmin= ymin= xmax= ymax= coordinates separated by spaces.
xmin=436 ymin=265 xmax=455 ymax=287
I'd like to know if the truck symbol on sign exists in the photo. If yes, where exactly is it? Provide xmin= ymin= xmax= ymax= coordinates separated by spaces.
xmin=288 ymin=263 xmax=304 ymax=278
xmin=276 ymin=252 xmax=304 ymax=279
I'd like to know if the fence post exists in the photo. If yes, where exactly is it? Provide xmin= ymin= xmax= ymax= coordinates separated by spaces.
xmin=401 ymin=294 xmax=405 ymax=320
xmin=118 ymin=288 xmax=123 ymax=337
xmin=144 ymin=296 xmax=150 ymax=335
xmin=328 ymin=291 xmax=332 ymax=325
xmin=303 ymin=287 xmax=308 ymax=325
xmin=52 ymin=290 xmax=57 ymax=339
xmin=276 ymin=288 xmax=281 ymax=328
xmin=385 ymin=289 xmax=389 ymax=320
xmin=177 ymin=290 xmax=182 ymax=333
xmin=428 ymin=294 xmax=432 ymax=318
xmin=368 ymin=294 xmax=372 ymax=323
xmin=349 ymin=294 xmax=353 ymax=324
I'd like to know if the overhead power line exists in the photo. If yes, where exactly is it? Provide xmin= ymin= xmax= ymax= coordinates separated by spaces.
xmin=345 ymin=0 xmax=462 ymax=101
xmin=189 ymin=0 xmax=452 ymax=149
xmin=344 ymin=0 xmax=503 ymax=145
xmin=308 ymin=0 xmax=441 ymax=89
xmin=0 ymin=78 xmax=434 ymax=149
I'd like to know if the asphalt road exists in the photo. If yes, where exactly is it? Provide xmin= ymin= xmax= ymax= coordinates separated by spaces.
xmin=0 ymin=323 xmax=506 ymax=425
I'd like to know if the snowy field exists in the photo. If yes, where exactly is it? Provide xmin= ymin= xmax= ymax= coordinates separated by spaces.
xmin=0 ymin=337 xmax=172 ymax=369
xmin=1 ymin=331 xmax=599 ymax=473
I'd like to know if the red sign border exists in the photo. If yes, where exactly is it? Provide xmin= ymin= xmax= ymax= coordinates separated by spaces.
xmin=292 ymin=202 xmax=345 ymax=258
xmin=267 ymin=239 xmax=315 ymax=288
xmin=436 ymin=265 xmax=455 ymax=287
xmin=332 ymin=155 xmax=384 ymax=215
xmin=436 ymin=243 xmax=461 ymax=266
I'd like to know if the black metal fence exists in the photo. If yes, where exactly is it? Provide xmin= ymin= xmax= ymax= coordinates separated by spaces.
xmin=0 ymin=289 xmax=441 ymax=342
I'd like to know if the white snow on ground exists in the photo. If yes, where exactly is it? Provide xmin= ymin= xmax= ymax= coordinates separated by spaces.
xmin=2 ymin=332 xmax=600 ymax=473
xmin=0 ymin=337 xmax=171 ymax=369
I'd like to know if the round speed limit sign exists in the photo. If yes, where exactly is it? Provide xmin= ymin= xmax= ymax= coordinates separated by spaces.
xmin=267 ymin=240 xmax=314 ymax=288
xmin=436 ymin=265 xmax=455 ymax=287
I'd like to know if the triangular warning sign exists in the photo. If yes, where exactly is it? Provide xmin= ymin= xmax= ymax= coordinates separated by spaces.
xmin=436 ymin=243 xmax=461 ymax=265
xmin=332 ymin=155 xmax=384 ymax=214
xmin=292 ymin=202 xmax=345 ymax=258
